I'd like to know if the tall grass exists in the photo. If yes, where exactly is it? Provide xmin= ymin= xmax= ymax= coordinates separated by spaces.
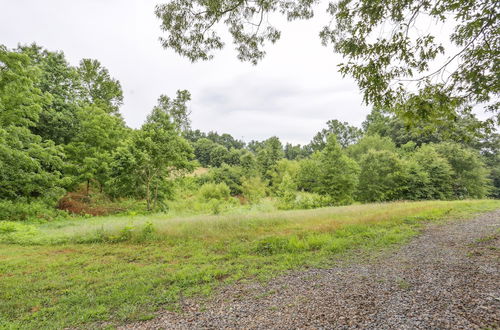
xmin=0 ymin=200 xmax=498 ymax=329
xmin=3 ymin=200 xmax=487 ymax=245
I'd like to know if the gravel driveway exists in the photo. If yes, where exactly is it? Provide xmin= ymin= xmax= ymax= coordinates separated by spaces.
xmin=123 ymin=210 xmax=500 ymax=329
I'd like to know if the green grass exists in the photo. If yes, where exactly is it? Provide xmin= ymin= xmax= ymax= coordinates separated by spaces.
xmin=0 ymin=200 xmax=499 ymax=329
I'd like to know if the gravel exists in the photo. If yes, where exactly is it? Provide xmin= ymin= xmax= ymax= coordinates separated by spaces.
xmin=122 ymin=210 xmax=500 ymax=329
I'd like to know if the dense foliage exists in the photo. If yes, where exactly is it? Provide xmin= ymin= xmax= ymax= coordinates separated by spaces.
xmin=0 ymin=43 xmax=497 ymax=222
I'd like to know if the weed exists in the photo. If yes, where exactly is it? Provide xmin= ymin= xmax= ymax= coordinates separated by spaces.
xmin=396 ymin=279 xmax=412 ymax=290
xmin=0 ymin=200 xmax=498 ymax=329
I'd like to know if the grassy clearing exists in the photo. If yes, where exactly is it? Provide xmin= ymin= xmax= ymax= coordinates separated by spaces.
xmin=1 ymin=200 xmax=499 ymax=329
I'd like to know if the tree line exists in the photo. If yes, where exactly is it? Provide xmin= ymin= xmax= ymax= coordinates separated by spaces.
xmin=0 ymin=43 xmax=498 ymax=220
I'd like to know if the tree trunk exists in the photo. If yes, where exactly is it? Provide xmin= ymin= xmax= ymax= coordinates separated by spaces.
xmin=146 ymin=178 xmax=151 ymax=211
xmin=153 ymin=183 xmax=159 ymax=211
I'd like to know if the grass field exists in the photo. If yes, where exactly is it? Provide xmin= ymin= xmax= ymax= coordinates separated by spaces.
xmin=1 ymin=200 xmax=499 ymax=329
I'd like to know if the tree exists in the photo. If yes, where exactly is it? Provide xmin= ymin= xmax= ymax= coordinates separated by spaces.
xmin=296 ymin=153 xmax=322 ymax=193
xmin=224 ymin=148 xmax=244 ymax=166
xmin=397 ymin=158 xmax=432 ymax=201
xmin=357 ymin=150 xmax=405 ymax=202
xmin=363 ymin=108 xmax=490 ymax=148
xmin=347 ymin=134 xmax=396 ymax=161
xmin=238 ymin=149 xmax=259 ymax=174
xmin=137 ymin=101 xmax=194 ymax=210
xmin=184 ymin=129 xmax=245 ymax=150
xmin=210 ymin=144 xmax=231 ymax=167
xmin=0 ymin=46 xmax=66 ymax=201
xmin=247 ymin=140 xmax=264 ymax=153
xmin=156 ymin=0 xmax=499 ymax=123
xmin=0 ymin=45 xmax=46 ymax=128
xmin=284 ymin=143 xmax=310 ymax=160
xmin=0 ymin=126 xmax=66 ymax=200
xmin=154 ymin=90 xmax=192 ymax=131
xmin=17 ymin=44 xmax=82 ymax=145
xmin=309 ymin=119 xmax=363 ymax=151
xmin=193 ymin=138 xmax=216 ymax=167
xmin=108 ymin=96 xmax=194 ymax=210
xmin=64 ymin=106 xmax=127 ymax=194
xmin=206 ymin=164 xmax=245 ymax=195
xmin=256 ymin=136 xmax=284 ymax=176
xmin=276 ymin=173 xmax=298 ymax=208
xmin=206 ymin=131 xmax=245 ymax=150
xmin=241 ymin=176 xmax=267 ymax=203
xmin=183 ymin=128 xmax=206 ymax=143
xmin=410 ymin=145 xmax=453 ymax=199
xmin=193 ymin=138 xmax=232 ymax=167
xmin=268 ymin=159 xmax=300 ymax=193
xmin=315 ymin=135 xmax=359 ymax=204
xmin=434 ymin=142 xmax=491 ymax=198
xmin=77 ymin=59 xmax=123 ymax=115
xmin=480 ymin=132 xmax=500 ymax=198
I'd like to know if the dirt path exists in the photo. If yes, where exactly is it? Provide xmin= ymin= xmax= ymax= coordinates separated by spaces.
xmin=124 ymin=210 xmax=500 ymax=329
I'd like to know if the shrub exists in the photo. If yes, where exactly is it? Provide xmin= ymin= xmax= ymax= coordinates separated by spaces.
xmin=198 ymin=182 xmax=231 ymax=201
xmin=241 ymin=176 xmax=267 ymax=204
xmin=203 ymin=164 xmax=244 ymax=195
xmin=0 ymin=200 xmax=67 ymax=222
xmin=267 ymin=159 xmax=299 ymax=193
xmin=296 ymin=154 xmax=322 ymax=192
xmin=278 ymin=191 xmax=332 ymax=210
xmin=0 ymin=221 xmax=39 ymax=243
xmin=293 ymin=192 xmax=332 ymax=209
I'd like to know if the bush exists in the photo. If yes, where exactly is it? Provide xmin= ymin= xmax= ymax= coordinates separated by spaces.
xmin=198 ymin=182 xmax=231 ymax=201
xmin=167 ymin=196 xmax=239 ymax=216
xmin=241 ymin=176 xmax=267 ymax=204
xmin=0 ymin=221 xmax=39 ymax=244
xmin=0 ymin=200 xmax=67 ymax=222
xmin=202 ymin=164 xmax=244 ymax=195
xmin=277 ymin=192 xmax=332 ymax=210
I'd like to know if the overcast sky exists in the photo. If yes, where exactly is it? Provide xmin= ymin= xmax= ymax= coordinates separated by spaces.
xmin=1 ymin=0 xmax=370 ymax=144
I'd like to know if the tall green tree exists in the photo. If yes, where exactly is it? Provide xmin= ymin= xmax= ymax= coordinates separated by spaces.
xmin=65 ymin=106 xmax=128 ymax=194
xmin=193 ymin=138 xmax=232 ymax=167
xmin=0 ymin=45 xmax=46 ymax=127
xmin=154 ymin=90 xmax=192 ymax=131
xmin=309 ymin=119 xmax=363 ymax=151
xmin=17 ymin=44 xmax=82 ymax=145
xmin=0 ymin=126 xmax=66 ymax=200
xmin=109 ymin=95 xmax=194 ymax=210
xmin=268 ymin=159 xmax=300 ymax=193
xmin=409 ymin=145 xmax=453 ymax=200
xmin=256 ymin=136 xmax=284 ymax=176
xmin=284 ymin=142 xmax=310 ymax=160
xmin=0 ymin=46 xmax=66 ymax=200
xmin=347 ymin=134 xmax=396 ymax=162
xmin=357 ymin=150 xmax=405 ymax=202
xmin=434 ymin=142 xmax=491 ymax=198
xmin=296 ymin=153 xmax=322 ymax=193
xmin=77 ymin=59 xmax=123 ymax=115
xmin=315 ymin=135 xmax=359 ymax=204
xmin=363 ymin=108 xmax=489 ymax=148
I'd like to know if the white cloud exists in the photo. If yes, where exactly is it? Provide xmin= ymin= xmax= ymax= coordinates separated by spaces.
xmin=1 ymin=0 xmax=369 ymax=144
